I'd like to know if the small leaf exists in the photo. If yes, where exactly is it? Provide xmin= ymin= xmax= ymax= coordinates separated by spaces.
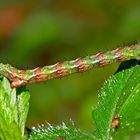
xmin=92 ymin=65 xmax=140 ymax=139
xmin=0 ymin=77 xmax=30 ymax=140
xmin=17 ymin=90 xmax=30 ymax=137
xmin=29 ymin=123 xmax=95 ymax=140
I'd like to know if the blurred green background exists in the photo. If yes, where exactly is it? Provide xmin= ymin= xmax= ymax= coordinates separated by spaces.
xmin=0 ymin=0 xmax=140 ymax=133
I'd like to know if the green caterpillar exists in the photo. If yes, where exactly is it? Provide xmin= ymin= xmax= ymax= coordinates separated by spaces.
xmin=0 ymin=43 xmax=140 ymax=88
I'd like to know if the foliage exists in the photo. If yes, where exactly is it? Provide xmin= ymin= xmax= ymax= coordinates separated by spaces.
xmin=28 ymin=64 xmax=140 ymax=140
xmin=93 ymin=65 xmax=140 ymax=139
xmin=29 ymin=123 xmax=94 ymax=140
xmin=0 ymin=77 xmax=30 ymax=140
xmin=1 ymin=1 xmax=140 ymax=139
xmin=0 ymin=63 xmax=140 ymax=140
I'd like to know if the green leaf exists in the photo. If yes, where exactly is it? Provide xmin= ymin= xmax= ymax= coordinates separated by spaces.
xmin=17 ymin=91 xmax=30 ymax=137
xmin=92 ymin=65 xmax=140 ymax=139
xmin=29 ymin=123 xmax=95 ymax=140
xmin=0 ymin=77 xmax=30 ymax=140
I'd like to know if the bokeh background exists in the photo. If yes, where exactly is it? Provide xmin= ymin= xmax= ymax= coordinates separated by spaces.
xmin=0 ymin=0 xmax=140 ymax=133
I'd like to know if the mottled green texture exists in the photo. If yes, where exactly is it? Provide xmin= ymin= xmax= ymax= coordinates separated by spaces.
xmin=0 ymin=77 xmax=30 ymax=140
xmin=29 ymin=123 xmax=95 ymax=140
xmin=104 ymin=52 xmax=116 ymax=61
xmin=63 ymin=61 xmax=76 ymax=73
xmin=24 ymin=70 xmax=34 ymax=80
xmin=122 ymin=47 xmax=133 ymax=57
xmin=92 ymin=65 xmax=140 ymax=140
xmin=85 ymin=56 xmax=95 ymax=65
xmin=41 ymin=66 xmax=54 ymax=75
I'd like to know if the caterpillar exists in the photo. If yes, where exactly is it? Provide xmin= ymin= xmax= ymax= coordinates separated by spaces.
xmin=1 ymin=43 xmax=140 ymax=88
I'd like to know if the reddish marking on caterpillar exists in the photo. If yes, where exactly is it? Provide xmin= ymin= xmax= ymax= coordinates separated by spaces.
xmin=111 ymin=114 xmax=120 ymax=129
xmin=34 ymin=67 xmax=41 ymax=76
xmin=33 ymin=75 xmax=50 ymax=83
xmin=74 ymin=58 xmax=88 ymax=72
xmin=11 ymin=78 xmax=26 ymax=88
xmin=33 ymin=67 xmax=45 ymax=82
xmin=53 ymin=63 xmax=68 ymax=78
xmin=128 ymin=45 xmax=136 ymax=50
xmin=95 ymin=52 xmax=106 ymax=67
xmin=113 ymin=48 xmax=124 ymax=61
xmin=32 ymin=67 xmax=50 ymax=83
